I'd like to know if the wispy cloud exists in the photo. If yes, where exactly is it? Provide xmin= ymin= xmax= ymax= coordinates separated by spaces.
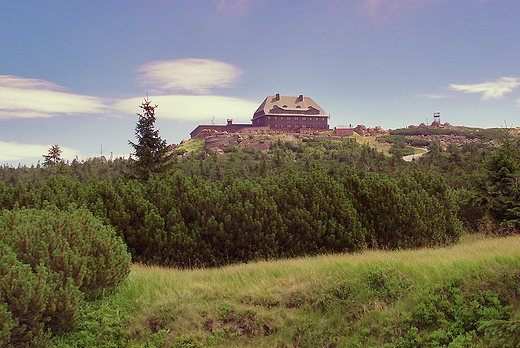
xmin=417 ymin=93 xmax=453 ymax=99
xmin=448 ymin=77 xmax=520 ymax=100
xmin=0 ymin=75 xmax=108 ymax=119
xmin=0 ymin=75 xmax=65 ymax=91
xmin=116 ymin=95 xmax=258 ymax=122
xmin=0 ymin=141 xmax=79 ymax=164
xmin=136 ymin=59 xmax=244 ymax=95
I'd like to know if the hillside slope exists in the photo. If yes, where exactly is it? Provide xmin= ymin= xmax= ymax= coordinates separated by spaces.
xmin=53 ymin=234 xmax=520 ymax=347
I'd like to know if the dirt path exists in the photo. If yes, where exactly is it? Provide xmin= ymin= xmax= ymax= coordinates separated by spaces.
xmin=403 ymin=150 xmax=428 ymax=162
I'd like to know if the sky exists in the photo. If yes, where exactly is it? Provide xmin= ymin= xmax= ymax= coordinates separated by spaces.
xmin=1 ymin=0 xmax=519 ymax=166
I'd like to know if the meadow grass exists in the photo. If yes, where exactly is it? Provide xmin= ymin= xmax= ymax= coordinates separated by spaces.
xmin=53 ymin=233 xmax=520 ymax=347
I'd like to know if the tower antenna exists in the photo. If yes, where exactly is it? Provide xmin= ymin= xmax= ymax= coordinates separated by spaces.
xmin=433 ymin=112 xmax=440 ymax=123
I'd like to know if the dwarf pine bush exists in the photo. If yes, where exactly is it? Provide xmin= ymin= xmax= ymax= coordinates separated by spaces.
xmin=0 ymin=206 xmax=131 ymax=347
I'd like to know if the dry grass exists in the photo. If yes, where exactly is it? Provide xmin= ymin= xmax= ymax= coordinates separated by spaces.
xmin=53 ymin=233 xmax=520 ymax=347
xmin=128 ymin=233 xmax=520 ymax=309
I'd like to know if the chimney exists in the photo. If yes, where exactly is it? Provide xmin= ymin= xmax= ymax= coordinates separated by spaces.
xmin=275 ymin=93 xmax=280 ymax=101
xmin=227 ymin=119 xmax=233 ymax=125
xmin=297 ymin=95 xmax=304 ymax=102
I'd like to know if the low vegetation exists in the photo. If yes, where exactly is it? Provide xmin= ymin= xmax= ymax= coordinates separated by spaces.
xmin=0 ymin=207 xmax=131 ymax=347
xmin=50 ymin=234 xmax=520 ymax=347
xmin=0 ymin=119 xmax=519 ymax=346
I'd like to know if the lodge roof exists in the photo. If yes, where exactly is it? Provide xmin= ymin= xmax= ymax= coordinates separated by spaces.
xmin=252 ymin=94 xmax=327 ymax=120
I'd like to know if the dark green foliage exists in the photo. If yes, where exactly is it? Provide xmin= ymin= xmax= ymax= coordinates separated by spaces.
xmin=391 ymin=127 xmax=504 ymax=142
xmin=0 ymin=161 xmax=462 ymax=268
xmin=128 ymin=98 xmax=172 ymax=181
xmin=0 ymin=244 xmax=52 ymax=347
xmin=389 ymin=145 xmax=415 ymax=157
xmin=378 ymin=135 xmax=430 ymax=148
xmin=344 ymin=171 xmax=461 ymax=249
xmin=407 ymin=138 xmax=431 ymax=147
xmin=480 ymin=320 xmax=520 ymax=347
xmin=479 ymin=128 xmax=520 ymax=231
xmin=0 ymin=207 xmax=131 ymax=347
xmin=393 ymin=272 xmax=517 ymax=348
xmin=0 ymin=127 xmax=516 ymax=267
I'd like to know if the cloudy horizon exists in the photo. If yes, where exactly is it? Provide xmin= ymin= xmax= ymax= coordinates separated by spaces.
xmin=1 ymin=0 xmax=519 ymax=165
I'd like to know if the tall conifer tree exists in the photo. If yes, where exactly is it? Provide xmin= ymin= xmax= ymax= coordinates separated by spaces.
xmin=128 ymin=98 xmax=172 ymax=180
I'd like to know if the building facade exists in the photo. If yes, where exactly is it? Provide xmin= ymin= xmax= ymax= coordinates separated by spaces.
xmin=251 ymin=94 xmax=329 ymax=134
xmin=190 ymin=94 xmax=330 ymax=138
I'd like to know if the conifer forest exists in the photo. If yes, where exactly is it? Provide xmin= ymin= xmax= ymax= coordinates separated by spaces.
xmin=1 ymin=104 xmax=519 ymax=346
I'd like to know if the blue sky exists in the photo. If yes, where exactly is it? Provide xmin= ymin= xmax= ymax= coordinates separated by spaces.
xmin=1 ymin=0 xmax=519 ymax=166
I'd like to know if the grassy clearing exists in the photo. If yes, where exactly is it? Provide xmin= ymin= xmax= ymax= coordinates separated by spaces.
xmin=53 ymin=234 xmax=520 ymax=347
xmin=353 ymin=133 xmax=393 ymax=156
xmin=176 ymin=137 xmax=205 ymax=153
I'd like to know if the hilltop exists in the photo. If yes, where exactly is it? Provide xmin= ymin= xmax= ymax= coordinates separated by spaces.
xmin=172 ymin=123 xmax=519 ymax=158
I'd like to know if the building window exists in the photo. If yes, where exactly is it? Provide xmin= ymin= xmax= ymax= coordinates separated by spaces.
xmin=302 ymin=124 xmax=306 ymax=128
xmin=295 ymin=117 xmax=298 ymax=120
xmin=274 ymin=117 xmax=277 ymax=120
xmin=288 ymin=124 xmax=291 ymax=128
xmin=248 ymin=130 xmax=251 ymax=133
xmin=268 ymin=124 xmax=271 ymax=126
xmin=268 ymin=116 xmax=271 ymax=120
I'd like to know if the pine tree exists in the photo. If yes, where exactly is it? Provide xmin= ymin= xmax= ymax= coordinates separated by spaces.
xmin=482 ymin=126 xmax=520 ymax=230
xmin=128 ymin=98 xmax=172 ymax=181
xmin=43 ymin=144 xmax=62 ymax=175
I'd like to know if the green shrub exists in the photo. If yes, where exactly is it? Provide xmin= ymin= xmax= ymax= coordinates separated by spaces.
xmin=480 ymin=320 xmax=520 ymax=347
xmin=0 ymin=206 xmax=131 ymax=347
xmin=389 ymin=146 xmax=415 ymax=157
xmin=377 ymin=135 xmax=407 ymax=144
xmin=0 ymin=243 xmax=52 ymax=347
xmin=407 ymin=138 xmax=430 ymax=147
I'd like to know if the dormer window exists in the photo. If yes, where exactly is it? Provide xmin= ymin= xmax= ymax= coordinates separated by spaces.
xmin=283 ymin=105 xmax=288 ymax=108
xmin=296 ymin=106 xmax=301 ymax=108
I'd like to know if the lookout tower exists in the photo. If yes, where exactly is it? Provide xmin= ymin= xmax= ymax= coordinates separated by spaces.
xmin=433 ymin=112 xmax=440 ymax=123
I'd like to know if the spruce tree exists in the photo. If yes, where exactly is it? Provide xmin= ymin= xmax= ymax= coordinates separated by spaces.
xmin=128 ymin=98 xmax=172 ymax=181
xmin=43 ymin=143 xmax=62 ymax=175
xmin=482 ymin=126 xmax=520 ymax=230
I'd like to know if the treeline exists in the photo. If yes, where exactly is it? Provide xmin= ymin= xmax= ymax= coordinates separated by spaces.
xmin=0 ymin=166 xmax=461 ymax=267
xmin=1 ymin=131 xmax=518 ymax=267
xmin=390 ymin=126 xmax=505 ymax=142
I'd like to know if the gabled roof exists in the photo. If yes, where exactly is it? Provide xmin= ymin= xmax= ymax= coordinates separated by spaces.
xmin=253 ymin=94 xmax=327 ymax=120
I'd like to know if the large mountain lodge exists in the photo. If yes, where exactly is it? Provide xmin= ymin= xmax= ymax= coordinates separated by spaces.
xmin=190 ymin=94 xmax=337 ymax=138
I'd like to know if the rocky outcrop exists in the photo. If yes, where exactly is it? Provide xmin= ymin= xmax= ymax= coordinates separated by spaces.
xmin=203 ymin=133 xmax=244 ymax=154
xmin=354 ymin=125 xmax=389 ymax=137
